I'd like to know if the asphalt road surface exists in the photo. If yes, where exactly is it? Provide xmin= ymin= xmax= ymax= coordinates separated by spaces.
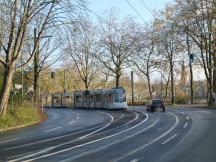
xmin=0 ymin=106 xmax=216 ymax=162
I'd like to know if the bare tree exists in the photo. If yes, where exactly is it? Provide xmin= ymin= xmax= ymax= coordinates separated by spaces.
xmin=65 ymin=17 xmax=100 ymax=89
xmin=24 ymin=30 xmax=62 ymax=104
xmin=174 ymin=0 xmax=216 ymax=104
xmin=97 ymin=12 xmax=139 ymax=87
xmin=131 ymin=25 xmax=157 ymax=98
xmin=0 ymin=0 xmax=86 ymax=116
xmin=158 ymin=25 xmax=183 ymax=104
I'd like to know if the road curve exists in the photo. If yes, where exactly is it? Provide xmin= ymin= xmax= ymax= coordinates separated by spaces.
xmin=0 ymin=106 xmax=215 ymax=162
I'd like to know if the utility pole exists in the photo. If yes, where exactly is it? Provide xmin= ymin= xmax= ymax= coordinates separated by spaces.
xmin=21 ymin=51 xmax=24 ymax=102
xmin=187 ymin=33 xmax=194 ymax=104
xmin=131 ymin=71 xmax=134 ymax=105
xmin=33 ymin=28 xmax=39 ymax=105
xmin=64 ymin=68 xmax=66 ymax=93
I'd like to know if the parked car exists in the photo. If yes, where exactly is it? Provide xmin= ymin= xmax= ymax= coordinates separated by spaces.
xmin=147 ymin=99 xmax=165 ymax=112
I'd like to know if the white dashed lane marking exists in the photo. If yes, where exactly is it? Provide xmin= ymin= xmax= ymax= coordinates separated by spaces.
xmin=161 ymin=133 xmax=178 ymax=145
xmin=45 ymin=127 xmax=61 ymax=133
xmin=67 ymin=120 xmax=75 ymax=125
xmin=183 ymin=122 xmax=188 ymax=128
xmin=130 ymin=159 xmax=139 ymax=162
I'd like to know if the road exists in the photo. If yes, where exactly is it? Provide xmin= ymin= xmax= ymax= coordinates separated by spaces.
xmin=0 ymin=106 xmax=216 ymax=162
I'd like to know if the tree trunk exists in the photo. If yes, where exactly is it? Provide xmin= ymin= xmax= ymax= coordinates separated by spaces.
xmin=207 ymin=81 xmax=214 ymax=105
xmin=165 ymin=79 xmax=169 ymax=101
xmin=33 ymin=73 xmax=39 ymax=105
xmin=116 ymin=73 xmax=120 ymax=87
xmin=0 ymin=64 xmax=15 ymax=117
xmin=84 ymin=80 xmax=88 ymax=90
xmin=147 ymin=75 xmax=152 ymax=98
xmin=189 ymin=61 xmax=194 ymax=104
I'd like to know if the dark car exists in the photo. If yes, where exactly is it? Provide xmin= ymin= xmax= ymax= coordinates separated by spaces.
xmin=147 ymin=99 xmax=165 ymax=112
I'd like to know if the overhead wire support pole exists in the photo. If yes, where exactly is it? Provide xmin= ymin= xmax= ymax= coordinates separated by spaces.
xmin=131 ymin=71 xmax=134 ymax=105
xmin=21 ymin=49 xmax=24 ymax=102
xmin=64 ymin=68 xmax=66 ymax=93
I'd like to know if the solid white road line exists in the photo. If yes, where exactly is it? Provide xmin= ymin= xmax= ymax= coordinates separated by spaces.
xmin=94 ymin=112 xmax=139 ymax=137
xmin=60 ymin=118 xmax=159 ymax=162
xmin=9 ymin=147 xmax=55 ymax=162
xmin=183 ymin=122 xmax=188 ymax=129
xmin=111 ymin=111 xmax=179 ymax=162
xmin=126 ymin=112 xmax=139 ymax=124
xmin=161 ymin=133 xmax=178 ymax=145
xmin=67 ymin=120 xmax=75 ymax=125
xmin=45 ymin=127 xmax=61 ymax=133
xmin=78 ymin=112 xmax=114 ymax=139
xmin=11 ymin=112 xmax=148 ymax=162
xmin=114 ymin=113 xmax=124 ymax=122
xmin=4 ymin=125 xmax=102 ymax=151
xmin=0 ymin=138 xmax=19 ymax=144
xmin=130 ymin=159 xmax=139 ymax=162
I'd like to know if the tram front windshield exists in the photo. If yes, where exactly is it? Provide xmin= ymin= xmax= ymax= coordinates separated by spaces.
xmin=114 ymin=89 xmax=126 ymax=103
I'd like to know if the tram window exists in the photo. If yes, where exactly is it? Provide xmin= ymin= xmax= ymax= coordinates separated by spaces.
xmin=114 ymin=90 xmax=126 ymax=103
xmin=54 ymin=97 xmax=60 ymax=103
xmin=108 ymin=93 xmax=112 ymax=102
xmin=95 ymin=94 xmax=101 ymax=102
xmin=90 ymin=95 xmax=93 ymax=102
xmin=64 ymin=96 xmax=70 ymax=99
xmin=75 ymin=95 xmax=82 ymax=102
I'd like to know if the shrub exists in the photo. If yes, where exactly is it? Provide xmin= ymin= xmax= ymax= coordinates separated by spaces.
xmin=0 ymin=103 xmax=42 ymax=129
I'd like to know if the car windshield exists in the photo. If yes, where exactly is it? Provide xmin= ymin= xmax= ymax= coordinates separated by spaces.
xmin=152 ymin=100 xmax=162 ymax=104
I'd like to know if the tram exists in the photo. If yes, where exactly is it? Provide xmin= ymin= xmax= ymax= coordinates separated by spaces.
xmin=74 ymin=87 xmax=127 ymax=109
xmin=43 ymin=87 xmax=127 ymax=110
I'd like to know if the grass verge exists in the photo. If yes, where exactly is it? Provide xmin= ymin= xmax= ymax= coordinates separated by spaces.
xmin=0 ymin=103 xmax=47 ymax=130
xmin=209 ymin=104 xmax=216 ymax=109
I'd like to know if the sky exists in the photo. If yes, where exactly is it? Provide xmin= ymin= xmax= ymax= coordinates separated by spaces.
xmin=89 ymin=0 xmax=174 ymax=22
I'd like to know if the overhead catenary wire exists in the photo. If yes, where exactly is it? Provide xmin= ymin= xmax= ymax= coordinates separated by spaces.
xmin=140 ymin=0 xmax=154 ymax=15
xmin=125 ymin=0 xmax=146 ymax=22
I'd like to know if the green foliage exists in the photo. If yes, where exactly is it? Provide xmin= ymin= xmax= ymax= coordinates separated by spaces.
xmin=209 ymin=104 xmax=216 ymax=109
xmin=0 ymin=103 xmax=41 ymax=129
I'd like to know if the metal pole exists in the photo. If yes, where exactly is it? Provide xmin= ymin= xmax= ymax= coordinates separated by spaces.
xmin=64 ymin=68 xmax=66 ymax=93
xmin=21 ymin=53 xmax=24 ymax=102
xmin=160 ymin=56 xmax=165 ymax=99
xmin=131 ymin=71 xmax=134 ymax=104
xmin=160 ymin=66 xmax=163 ymax=99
